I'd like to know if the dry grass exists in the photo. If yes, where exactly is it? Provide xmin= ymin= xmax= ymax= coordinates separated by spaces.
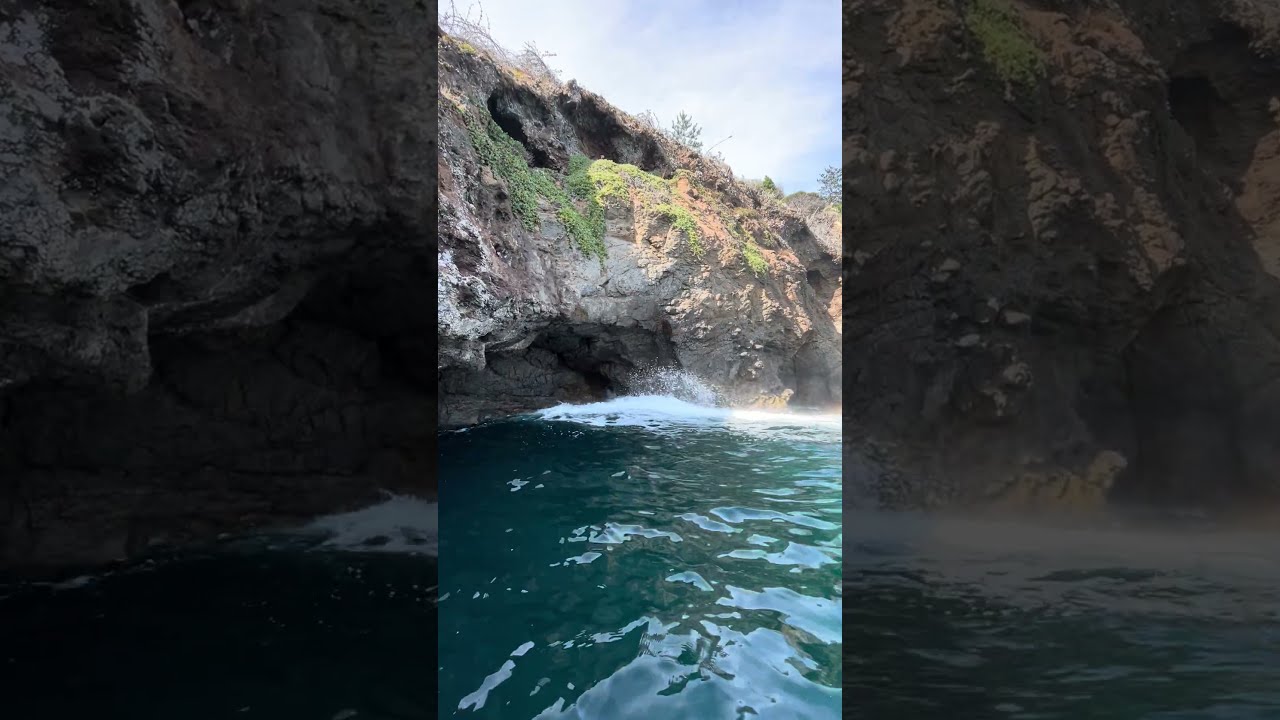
xmin=440 ymin=1 xmax=564 ymax=93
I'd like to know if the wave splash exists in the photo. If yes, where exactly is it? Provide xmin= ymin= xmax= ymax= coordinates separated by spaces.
xmin=534 ymin=374 xmax=839 ymax=439
xmin=304 ymin=493 xmax=438 ymax=557
xmin=621 ymin=366 xmax=722 ymax=406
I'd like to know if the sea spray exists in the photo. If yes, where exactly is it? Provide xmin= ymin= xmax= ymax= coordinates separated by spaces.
xmin=621 ymin=365 xmax=723 ymax=406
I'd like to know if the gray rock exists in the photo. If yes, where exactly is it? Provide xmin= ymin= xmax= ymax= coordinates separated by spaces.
xmin=0 ymin=0 xmax=436 ymax=568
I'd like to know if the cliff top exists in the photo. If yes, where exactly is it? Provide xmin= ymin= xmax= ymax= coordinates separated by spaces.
xmin=436 ymin=21 xmax=841 ymax=269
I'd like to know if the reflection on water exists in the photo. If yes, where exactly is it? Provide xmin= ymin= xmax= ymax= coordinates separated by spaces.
xmin=845 ymin=510 xmax=1280 ymax=720
xmin=439 ymin=396 xmax=842 ymax=719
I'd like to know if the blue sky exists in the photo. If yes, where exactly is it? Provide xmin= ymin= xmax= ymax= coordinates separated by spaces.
xmin=442 ymin=0 xmax=841 ymax=193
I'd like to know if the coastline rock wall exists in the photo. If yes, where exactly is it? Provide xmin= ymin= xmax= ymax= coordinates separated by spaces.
xmin=0 ymin=0 xmax=435 ymax=568
xmin=437 ymin=35 xmax=842 ymax=427
xmin=847 ymin=0 xmax=1280 ymax=511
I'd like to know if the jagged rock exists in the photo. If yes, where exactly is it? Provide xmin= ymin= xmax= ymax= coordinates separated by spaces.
xmin=0 ymin=0 xmax=435 ymax=568
xmin=437 ymin=36 xmax=841 ymax=426
xmin=848 ymin=0 xmax=1280 ymax=511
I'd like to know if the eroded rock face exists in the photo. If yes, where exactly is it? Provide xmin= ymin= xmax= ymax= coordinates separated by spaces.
xmin=0 ymin=1 xmax=435 ymax=568
xmin=437 ymin=37 xmax=842 ymax=427
xmin=847 ymin=0 xmax=1280 ymax=512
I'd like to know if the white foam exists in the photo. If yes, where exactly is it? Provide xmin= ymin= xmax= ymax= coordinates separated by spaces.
xmin=305 ymin=494 xmax=438 ymax=557
xmin=533 ymin=395 xmax=840 ymax=438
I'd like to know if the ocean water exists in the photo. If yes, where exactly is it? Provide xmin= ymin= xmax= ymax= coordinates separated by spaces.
xmin=0 ymin=496 xmax=438 ymax=720
xmin=845 ymin=510 xmax=1280 ymax=719
xmin=438 ymin=395 xmax=843 ymax=719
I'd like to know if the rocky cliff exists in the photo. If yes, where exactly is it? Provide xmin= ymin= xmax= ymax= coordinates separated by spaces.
xmin=436 ymin=33 xmax=842 ymax=426
xmin=0 ymin=0 xmax=435 ymax=569
xmin=848 ymin=0 xmax=1280 ymax=512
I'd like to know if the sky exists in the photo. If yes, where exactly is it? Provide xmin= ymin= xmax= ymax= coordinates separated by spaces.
xmin=441 ymin=0 xmax=841 ymax=193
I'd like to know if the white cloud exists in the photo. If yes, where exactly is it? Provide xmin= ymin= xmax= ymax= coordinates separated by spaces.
xmin=440 ymin=0 xmax=841 ymax=193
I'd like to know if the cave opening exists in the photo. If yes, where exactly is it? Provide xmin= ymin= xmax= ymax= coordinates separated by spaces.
xmin=557 ymin=94 xmax=671 ymax=176
xmin=1168 ymin=75 xmax=1222 ymax=146
xmin=0 ymin=230 xmax=436 ymax=567
xmin=536 ymin=323 xmax=675 ymax=393
xmin=1165 ymin=21 xmax=1280 ymax=198
xmin=487 ymin=90 xmax=554 ymax=168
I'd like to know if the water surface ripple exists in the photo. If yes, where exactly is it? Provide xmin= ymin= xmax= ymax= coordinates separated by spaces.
xmin=439 ymin=396 xmax=842 ymax=719
xmin=845 ymin=511 xmax=1280 ymax=719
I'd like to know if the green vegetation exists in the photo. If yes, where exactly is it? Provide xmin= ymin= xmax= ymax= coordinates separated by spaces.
xmin=461 ymin=102 xmax=711 ymax=264
xmin=573 ymin=157 xmax=704 ymax=258
xmin=561 ymin=154 xmax=607 ymax=260
xmin=456 ymin=40 xmax=478 ymax=55
xmin=462 ymin=107 xmax=605 ymax=262
xmin=817 ymin=165 xmax=841 ymax=203
xmin=557 ymin=202 xmax=606 ymax=261
xmin=653 ymin=203 xmax=703 ymax=257
xmin=761 ymin=176 xmax=781 ymax=196
xmin=671 ymin=168 xmax=694 ymax=186
xmin=461 ymin=109 xmax=549 ymax=230
xmin=667 ymin=110 xmax=703 ymax=152
xmin=566 ymin=154 xmax=595 ymax=197
xmin=964 ymin=0 xmax=1044 ymax=86
xmin=585 ymin=159 xmax=669 ymax=206
xmin=742 ymin=240 xmax=768 ymax=276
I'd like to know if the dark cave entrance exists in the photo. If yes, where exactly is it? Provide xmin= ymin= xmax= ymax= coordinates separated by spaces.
xmin=437 ymin=322 xmax=683 ymax=426
xmin=536 ymin=323 xmax=679 ymax=395
xmin=1168 ymin=75 xmax=1223 ymax=146
xmin=555 ymin=93 xmax=671 ymax=175
xmin=487 ymin=90 xmax=555 ymax=168
xmin=1166 ymin=22 xmax=1279 ymax=195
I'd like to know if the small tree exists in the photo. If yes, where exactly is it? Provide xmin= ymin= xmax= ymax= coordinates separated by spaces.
xmin=667 ymin=111 xmax=703 ymax=152
xmin=817 ymin=165 xmax=841 ymax=203
xmin=761 ymin=176 xmax=782 ymax=197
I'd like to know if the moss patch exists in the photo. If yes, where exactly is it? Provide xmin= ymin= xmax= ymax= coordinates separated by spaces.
xmin=742 ymin=240 xmax=768 ymax=276
xmin=964 ymin=0 xmax=1044 ymax=87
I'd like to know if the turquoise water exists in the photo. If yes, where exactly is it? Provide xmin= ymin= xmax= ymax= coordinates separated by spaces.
xmin=438 ymin=396 xmax=842 ymax=719
xmin=845 ymin=510 xmax=1280 ymax=719
xmin=0 ymin=498 xmax=437 ymax=720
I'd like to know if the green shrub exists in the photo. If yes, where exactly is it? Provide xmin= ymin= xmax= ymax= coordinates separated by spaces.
xmin=463 ymin=111 xmax=606 ymax=262
xmin=462 ymin=111 xmax=545 ymax=229
xmin=653 ymin=203 xmax=702 ymax=257
xmin=964 ymin=0 xmax=1044 ymax=86
xmin=558 ymin=203 xmax=606 ymax=262
xmin=742 ymin=240 xmax=768 ymax=276
xmin=460 ymin=115 xmax=708 ymax=265
xmin=586 ymin=159 xmax=669 ymax=206
xmin=566 ymin=154 xmax=594 ymax=198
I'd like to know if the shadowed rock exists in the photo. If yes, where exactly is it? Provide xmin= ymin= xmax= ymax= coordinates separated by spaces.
xmin=0 ymin=0 xmax=436 ymax=568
